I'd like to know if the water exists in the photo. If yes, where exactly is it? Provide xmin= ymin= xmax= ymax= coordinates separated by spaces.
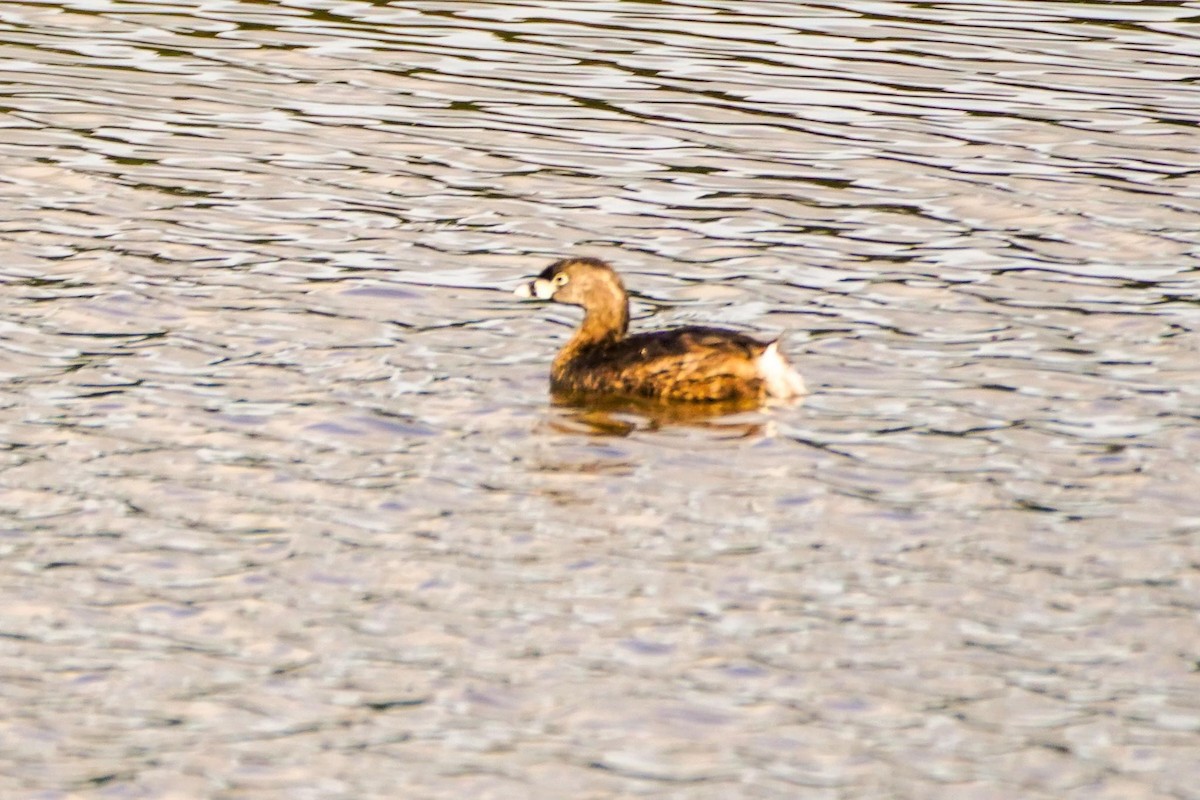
xmin=1 ymin=1 xmax=1198 ymax=797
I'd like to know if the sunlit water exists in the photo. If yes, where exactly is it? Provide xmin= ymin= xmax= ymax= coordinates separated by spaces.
xmin=1 ymin=1 xmax=1198 ymax=797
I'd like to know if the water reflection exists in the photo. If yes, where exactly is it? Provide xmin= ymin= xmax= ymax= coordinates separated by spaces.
xmin=547 ymin=392 xmax=780 ymax=437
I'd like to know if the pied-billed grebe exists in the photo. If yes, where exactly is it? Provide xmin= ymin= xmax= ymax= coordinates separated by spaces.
xmin=515 ymin=257 xmax=806 ymax=403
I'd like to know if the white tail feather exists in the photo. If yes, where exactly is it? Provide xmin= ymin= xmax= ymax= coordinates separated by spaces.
xmin=758 ymin=341 xmax=807 ymax=398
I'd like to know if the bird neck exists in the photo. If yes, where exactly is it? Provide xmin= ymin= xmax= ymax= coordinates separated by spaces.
xmin=553 ymin=295 xmax=629 ymax=374
xmin=579 ymin=301 xmax=629 ymax=344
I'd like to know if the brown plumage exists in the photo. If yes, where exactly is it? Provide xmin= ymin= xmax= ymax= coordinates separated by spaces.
xmin=515 ymin=257 xmax=806 ymax=403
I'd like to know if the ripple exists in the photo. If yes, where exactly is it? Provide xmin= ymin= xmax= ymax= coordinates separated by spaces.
xmin=1 ymin=1 xmax=1198 ymax=798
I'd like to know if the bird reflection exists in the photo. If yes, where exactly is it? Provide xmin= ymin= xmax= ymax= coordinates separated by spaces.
xmin=544 ymin=391 xmax=803 ymax=437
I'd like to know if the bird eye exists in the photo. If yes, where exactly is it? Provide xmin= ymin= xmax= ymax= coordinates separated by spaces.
xmin=553 ymin=273 xmax=569 ymax=286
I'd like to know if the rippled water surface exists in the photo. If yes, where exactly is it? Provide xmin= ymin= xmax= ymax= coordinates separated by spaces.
xmin=2 ymin=1 xmax=1199 ymax=797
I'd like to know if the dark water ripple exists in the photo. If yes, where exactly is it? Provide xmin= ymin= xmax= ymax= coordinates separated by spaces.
xmin=1 ymin=1 xmax=1199 ymax=798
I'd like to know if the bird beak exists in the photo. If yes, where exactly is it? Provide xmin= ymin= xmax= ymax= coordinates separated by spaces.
xmin=514 ymin=278 xmax=555 ymax=300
